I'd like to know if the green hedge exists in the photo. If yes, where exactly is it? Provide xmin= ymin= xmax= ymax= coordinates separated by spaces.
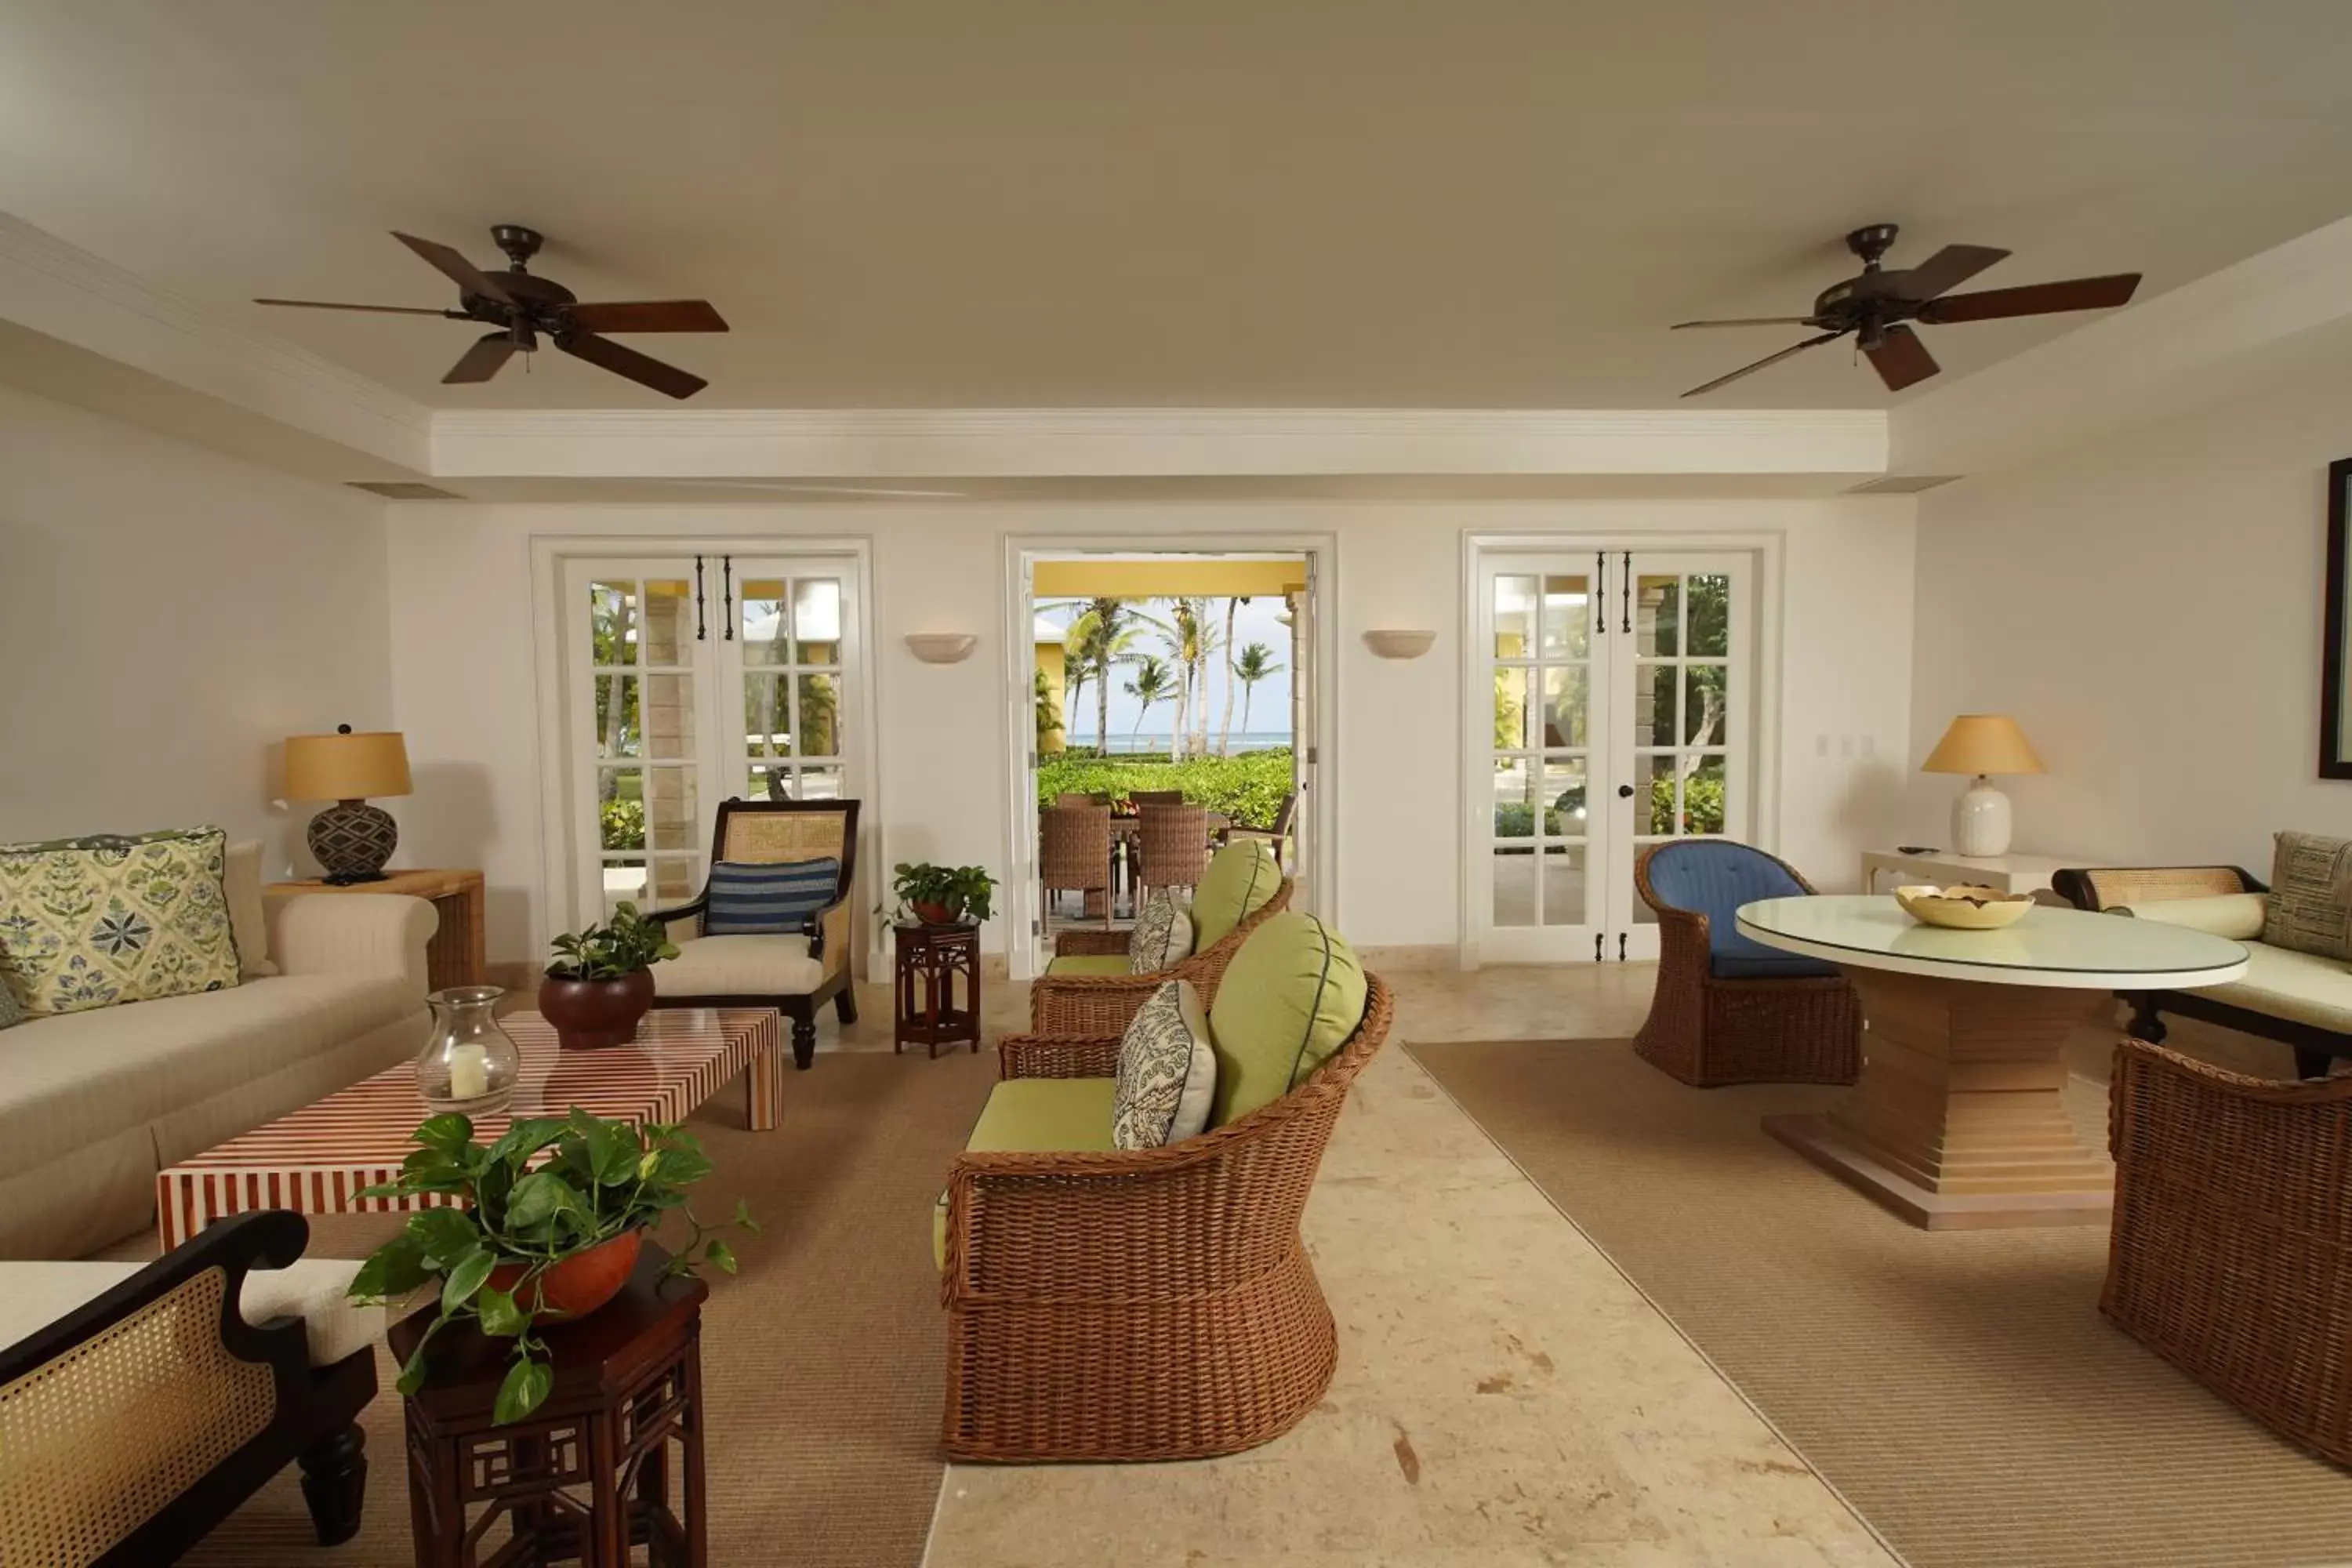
xmin=1495 ymin=775 xmax=1724 ymax=838
xmin=1038 ymin=749 xmax=1294 ymax=829
xmin=600 ymin=798 xmax=644 ymax=851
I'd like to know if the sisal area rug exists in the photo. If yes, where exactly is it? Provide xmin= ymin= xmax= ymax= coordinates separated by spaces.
xmin=1410 ymin=1036 xmax=2352 ymax=1568
xmin=149 ymin=1048 xmax=998 ymax=1568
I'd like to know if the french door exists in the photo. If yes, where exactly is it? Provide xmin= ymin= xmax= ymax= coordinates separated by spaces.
xmin=1471 ymin=550 xmax=1754 ymax=964
xmin=561 ymin=556 xmax=862 ymax=925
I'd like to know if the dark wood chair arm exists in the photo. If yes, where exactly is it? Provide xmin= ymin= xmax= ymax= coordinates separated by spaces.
xmin=646 ymin=896 xmax=707 ymax=926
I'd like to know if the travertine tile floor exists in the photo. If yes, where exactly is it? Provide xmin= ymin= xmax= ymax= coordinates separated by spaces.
xmin=825 ymin=963 xmax=1902 ymax=1568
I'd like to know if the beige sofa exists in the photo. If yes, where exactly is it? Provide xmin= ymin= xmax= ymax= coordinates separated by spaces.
xmin=0 ymin=844 xmax=435 ymax=1258
xmin=2053 ymin=866 xmax=2350 ymax=1079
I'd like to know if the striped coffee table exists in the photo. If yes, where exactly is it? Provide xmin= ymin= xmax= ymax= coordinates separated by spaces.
xmin=157 ymin=1007 xmax=782 ymax=1249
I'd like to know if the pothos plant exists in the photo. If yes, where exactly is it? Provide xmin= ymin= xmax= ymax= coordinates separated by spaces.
xmin=885 ymin=862 xmax=999 ymax=923
xmin=544 ymin=902 xmax=678 ymax=980
xmin=347 ymin=1107 xmax=756 ymax=1424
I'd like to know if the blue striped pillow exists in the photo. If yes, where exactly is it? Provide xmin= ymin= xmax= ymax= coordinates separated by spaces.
xmin=702 ymin=858 xmax=841 ymax=936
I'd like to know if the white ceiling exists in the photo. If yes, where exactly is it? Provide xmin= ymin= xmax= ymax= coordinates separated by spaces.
xmin=5 ymin=0 xmax=2352 ymax=410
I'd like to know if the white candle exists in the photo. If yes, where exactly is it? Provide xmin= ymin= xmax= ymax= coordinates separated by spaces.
xmin=446 ymin=1043 xmax=490 ymax=1102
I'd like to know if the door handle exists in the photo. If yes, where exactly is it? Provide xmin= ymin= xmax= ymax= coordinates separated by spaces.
xmin=1616 ymin=784 xmax=1635 ymax=798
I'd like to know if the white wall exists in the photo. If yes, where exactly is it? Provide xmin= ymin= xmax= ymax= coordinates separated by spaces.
xmin=387 ymin=497 xmax=1913 ymax=965
xmin=1906 ymin=358 xmax=2352 ymax=869
xmin=0 ymin=383 xmax=393 ymax=871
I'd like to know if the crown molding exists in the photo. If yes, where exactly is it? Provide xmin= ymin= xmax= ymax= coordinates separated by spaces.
xmin=430 ymin=406 xmax=1889 ymax=479
xmin=0 ymin=212 xmax=431 ymax=470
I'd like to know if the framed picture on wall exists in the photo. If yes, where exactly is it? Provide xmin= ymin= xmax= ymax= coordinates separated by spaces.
xmin=2323 ymin=457 xmax=2352 ymax=778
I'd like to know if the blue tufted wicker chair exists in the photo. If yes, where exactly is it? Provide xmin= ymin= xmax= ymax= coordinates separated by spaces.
xmin=1632 ymin=840 xmax=1861 ymax=1087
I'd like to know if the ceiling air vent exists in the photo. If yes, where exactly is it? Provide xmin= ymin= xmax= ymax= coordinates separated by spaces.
xmin=346 ymin=481 xmax=465 ymax=501
xmin=1845 ymin=474 xmax=1963 ymax=495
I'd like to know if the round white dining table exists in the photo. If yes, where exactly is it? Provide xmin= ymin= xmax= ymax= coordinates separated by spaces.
xmin=1735 ymin=895 xmax=2248 ymax=1230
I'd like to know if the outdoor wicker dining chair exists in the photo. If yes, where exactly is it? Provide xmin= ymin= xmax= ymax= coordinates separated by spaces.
xmin=1040 ymin=803 xmax=1114 ymax=927
xmin=1134 ymin=802 xmax=1212 ymax=909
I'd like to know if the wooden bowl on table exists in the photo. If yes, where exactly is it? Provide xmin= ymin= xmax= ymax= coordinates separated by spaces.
xmin=1893 ymin=884 xmax=2034 ymax=930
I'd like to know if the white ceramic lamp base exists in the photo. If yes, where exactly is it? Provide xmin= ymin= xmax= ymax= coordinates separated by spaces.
xmin=1950 ymin=775 xmax=2013 ymax=858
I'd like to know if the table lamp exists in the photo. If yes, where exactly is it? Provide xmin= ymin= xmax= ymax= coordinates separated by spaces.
xmin=1921 ymin=714 xmax=2042 ymax=858
xmin=283 ymin=725 xmax=412 ymax=884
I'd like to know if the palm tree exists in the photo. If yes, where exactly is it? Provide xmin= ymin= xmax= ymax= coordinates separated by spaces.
xmin=1062 ymin=597 xmax=1145 ymax=756
xmin=1217 ymin=597 xmax=1241 ymax=755
xmin=1034 ymin=668 xmax=1064 ymax=752
xmin=1123 ymin=655 xmax=1176 ymax=755
xmin=1233 ymin=641 xmax=1283 ymax=737
xmin=1154 ymin=597 xmax=1221 ymax=759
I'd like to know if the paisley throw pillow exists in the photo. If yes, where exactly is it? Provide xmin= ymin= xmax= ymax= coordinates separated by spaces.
xmin=1127 ymin=888 xmax=1192 ymax=974
xmin=1112 ymin=979 xmax=1217 ymax=1150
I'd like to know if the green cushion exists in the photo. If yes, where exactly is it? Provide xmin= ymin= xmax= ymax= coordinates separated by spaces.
xmin=1190 ymin=839 xmax=1279 ymax=951
xmin=1204 ymin=913 xmax=1367 ymax=1127
xmin=933 ymin=1077 xmax=1118 ymax=1269
xmin=1044 ymin=953 xmax=1134 ymax=978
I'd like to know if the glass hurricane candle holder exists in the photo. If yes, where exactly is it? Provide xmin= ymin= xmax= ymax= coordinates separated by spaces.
xmin=416 ymin=985 xmax=521 ymax=1113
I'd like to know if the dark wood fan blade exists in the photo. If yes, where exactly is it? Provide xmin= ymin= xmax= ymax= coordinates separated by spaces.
xmin=1670 ymin=317 xmax=1815 ymax=329
xmin=444 ymin=332 xmax=519 ymax=384
xmin=1918 ymin=273 xmax=2142 ymax=324
xmin=1864 ymin=324 xmax=1940 ymax=392
xmin=557 ymin=331 xmax=707 ymax=399
xmin=1681 ymin=331 xmax=1846 ymax=397
xmin=1889 ymin=244 xmax=2011 ymax=302
xmin=565 ymin=300 xmax=729 ymax=333
xmin=254 ymin=298 xmax=458 ymax=317
xmin=392 ymin=231 xmax=514 ymax=306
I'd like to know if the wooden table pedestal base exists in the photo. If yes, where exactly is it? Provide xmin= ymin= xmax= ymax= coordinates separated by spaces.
xmin=1764 ymin=967 xmax=2114 ymax=1231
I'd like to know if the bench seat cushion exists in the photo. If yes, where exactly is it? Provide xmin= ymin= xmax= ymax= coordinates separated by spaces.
xmin=652 ymin=934 xmax=823 ymax=997
xmin=0 ymin=1257 xmax=381 ymax=1369
xmin=935 ymin=1078 xmax=1118 ymax=1268
xmin=2204 ymin=941 xmax=2352 ymax=1035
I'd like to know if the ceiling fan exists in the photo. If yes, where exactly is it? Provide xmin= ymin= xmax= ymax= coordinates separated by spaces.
xmin=254 ymin=225 xmax=727 ymax=399
xmin=1674 ymin=223 xmax=2141 ymax=397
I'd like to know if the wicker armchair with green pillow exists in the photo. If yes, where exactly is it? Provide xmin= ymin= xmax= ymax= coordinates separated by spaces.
xmin=938 ymin=912 xmax=1390 ymax=1462
xmin=1030 ymin=837 xmax=1290 ymax=1036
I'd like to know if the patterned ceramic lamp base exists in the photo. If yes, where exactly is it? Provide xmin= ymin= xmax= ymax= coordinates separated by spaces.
xmin=307 ymin=799 xmax=397 ymax=884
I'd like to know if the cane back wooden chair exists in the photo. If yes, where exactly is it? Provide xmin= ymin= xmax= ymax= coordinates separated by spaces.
xmin=2105 ymin=1036 xmax=2352 ymax=1466
xmin=940 ymin=972 xmax=1393 ymax=1461
xmin=1032 ymin=838 xmax=1291 ymax=1036
xmin=1632 ymin=839 xmax=1860 ymax=1087
xmin=649 ymin=797 xmax=860 ymax=1069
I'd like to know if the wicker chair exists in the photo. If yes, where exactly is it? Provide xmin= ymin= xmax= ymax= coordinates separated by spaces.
xmin=1040 ymin=804 xmax=1113 ymax=927
xmin=1632 ymin=840 xmax=1860 ymax=1087
xmin=941 ymin=975 xmax=1393 ymax=1462
xmin=648 ymin=797 xmax=859 ymax=1069
xmin=1226 ymin=792 xmax=1298 ymax=871
xmin=1135 ymin=803 xmax=1212 ymax=907
xmin=2105 ymin=1037 xmax=2352 ymax=1465
xmin=1032 ymin=877 xmax=1294 ymax=1035
xmin=1127 ymin=789 xmax=1185 ymax=807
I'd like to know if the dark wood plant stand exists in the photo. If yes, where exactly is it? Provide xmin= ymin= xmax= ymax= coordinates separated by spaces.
xmin=389 ymin=1243 xmax=709 ymax=1567
xmin=895 ymin=921 xmax=982 ymax=1058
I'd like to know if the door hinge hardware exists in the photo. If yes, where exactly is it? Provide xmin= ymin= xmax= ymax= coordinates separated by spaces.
xmin=1306 ymin=746 xmax=1319 ymax=765
xmin=1618 ymin=932 xmax=1628 ymax=962
xmin=1593 ymin=933 xmax=1604 ymax=963
xmin=1621 ymin=551 xmax=1632 ymax=634
xmin=1595 ymin=552 xmax=1608 ymax=634
xmin=694 ymin=556 xmax=707 ymax=641
xmin=721 ymin=555 xmax=735 ymax=641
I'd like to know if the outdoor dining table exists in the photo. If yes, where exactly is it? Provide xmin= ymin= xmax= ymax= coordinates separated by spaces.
xmin=1064 ymin=810 xmax=1231 ymax=920
xmin=1734 ymin=894 xmax=2247 ymax=1232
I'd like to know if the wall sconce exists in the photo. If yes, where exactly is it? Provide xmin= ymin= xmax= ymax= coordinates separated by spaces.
xmin=1361 ymin=630 xmax=1436 ymax=660
xmin=904 ymin=633 xmax=979 ymax=664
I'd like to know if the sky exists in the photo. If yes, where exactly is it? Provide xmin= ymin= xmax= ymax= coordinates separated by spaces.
xmin=1042 ymin=597 xmax=1296 ymax=741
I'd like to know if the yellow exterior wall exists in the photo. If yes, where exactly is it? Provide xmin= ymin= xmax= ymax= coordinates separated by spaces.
xmin=1032 ymin=559 xmax=1305 ymax=598
xmin=1033 ymin=639 xmax=1068 ymax=754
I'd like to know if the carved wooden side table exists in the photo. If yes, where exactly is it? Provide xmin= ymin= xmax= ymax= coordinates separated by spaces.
xmin=389 ymin=1243 xmax=708 ymax=1566
xmin=894 ymin=920 xmax=982 ymax=1058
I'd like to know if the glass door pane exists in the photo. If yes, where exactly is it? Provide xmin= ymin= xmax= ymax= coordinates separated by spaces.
xmin=1479 ymin=564 xmax=1604 ymax=957
xmin=578 ymin=571 xmax=706 ymax=920
xmin=737 ymin=575 xmax=846 ymax=803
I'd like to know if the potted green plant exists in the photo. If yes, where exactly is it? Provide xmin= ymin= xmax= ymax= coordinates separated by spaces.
xmin=890 ymin=862 xmax=998 ymax=925
xmin=539 ymin=902 xmax=678 ymax=1051
xmin=347 ymin=1106 xmax=755 ymax=1424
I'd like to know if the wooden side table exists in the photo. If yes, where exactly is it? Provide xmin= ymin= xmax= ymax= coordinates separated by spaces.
xmin=269 ymin=868 xmax=487 ymax=990
xmin=389 ymin=1242 xmax=708 ymax=1567
xmin=895 ymin=921 xmax=982 ymax=1058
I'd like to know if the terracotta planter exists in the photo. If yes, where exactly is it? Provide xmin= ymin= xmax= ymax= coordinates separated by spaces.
xmin=487 ymin=1229 xmax=643 ymax=1321
xmin=537 ymin=968 xmax=655 ymax=1051
xmin=910 ymin=899 xmax=961 ymax=925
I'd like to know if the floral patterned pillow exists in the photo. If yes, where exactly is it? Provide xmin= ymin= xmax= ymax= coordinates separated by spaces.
xmin=1112 ymin=979 xmax=1217 ymax=1150
xmin=0 ymin=827 xmax=242 ymax=1016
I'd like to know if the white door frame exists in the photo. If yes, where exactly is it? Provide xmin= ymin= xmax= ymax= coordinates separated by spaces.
xmin=1457 ymin=529 xmax=1784 ymax=970
xmin=1000 ymin=533 xmax=1341 ymax=982
xmin=529 ymin=534 xmax=880 ymax=972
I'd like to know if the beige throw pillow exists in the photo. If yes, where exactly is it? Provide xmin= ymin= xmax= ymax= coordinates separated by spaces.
xmin=1112 ymin=979 xmax=1216 ymax=1150
xmin=2265 ymin=832 xmax=2352 ymax=960
xmin=223 ymin=840 xmax=278 ymax=978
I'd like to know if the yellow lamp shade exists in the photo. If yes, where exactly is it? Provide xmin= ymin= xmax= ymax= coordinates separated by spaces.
xmin=283 ymin=729 xmax=412 ymax=801
xmin=1922 ymin=714 xmax=2043 ymax=777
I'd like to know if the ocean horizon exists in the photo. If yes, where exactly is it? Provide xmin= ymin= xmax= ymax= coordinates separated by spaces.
xmin=1063 ymin=731 xmax=1293 ymax=755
